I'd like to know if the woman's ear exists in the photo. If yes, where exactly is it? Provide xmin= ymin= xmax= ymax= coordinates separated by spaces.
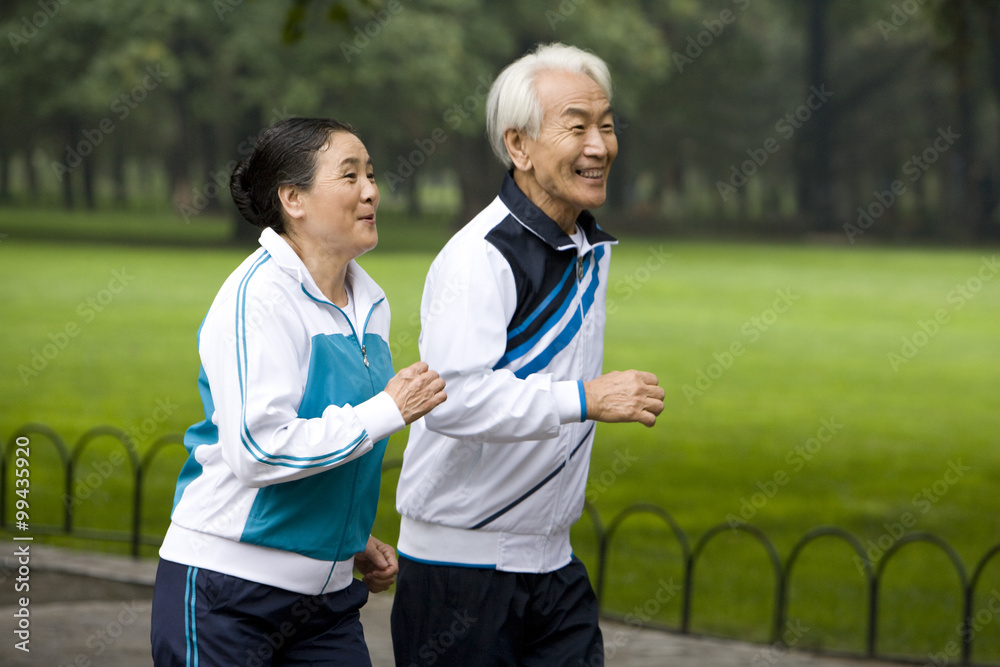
xmin=503 ymin=128 xmax=532 ymax=173
xmin=278 ymin=183 xmax=305 ymax=221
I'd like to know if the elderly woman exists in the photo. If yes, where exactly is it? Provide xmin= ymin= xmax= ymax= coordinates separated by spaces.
xmin=151 ymin=117 xmax=446 ymax=666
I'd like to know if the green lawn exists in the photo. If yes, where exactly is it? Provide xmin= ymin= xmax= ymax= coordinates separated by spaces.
xmin=1 ymin=208 xmax=999 ymax=663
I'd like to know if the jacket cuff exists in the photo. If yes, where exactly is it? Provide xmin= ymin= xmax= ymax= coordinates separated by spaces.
xmin=553 ymin=380 xmax=587 ymax=424
xmin=353 ymin=391 xmax=406 ymax=443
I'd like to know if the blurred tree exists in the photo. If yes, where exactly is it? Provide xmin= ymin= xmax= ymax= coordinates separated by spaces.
xmin=979 ymin=1 xmax=1000 ymax=239
xmin=633 ymin=0 xmax=783 ymax=228
xmin=2 ymin=0 xmax=184 ymax=210
xmin=283 ymin=0 xmax=670 ymax=225
xmin=929 ymin=0 xmax=1000 ymax=241
xmin=2 ymin=0 xmax=998 ymax=242
xmin=797 ymin=0 xmax=834 ymax=231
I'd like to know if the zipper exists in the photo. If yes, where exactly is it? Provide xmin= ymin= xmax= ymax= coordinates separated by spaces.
xmin=577 ymin=255 xmax=584 ymax=281
xmin=358 ymin=297 xmax=384 ymax=371
xmin=304 ymin=281 xmax=381 ymax=373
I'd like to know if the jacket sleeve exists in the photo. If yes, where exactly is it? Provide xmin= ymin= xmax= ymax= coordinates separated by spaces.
xmin=418 ymin=240 xmax=584 ymax=443
xmin=203 ymin=290 xmax=404 ymax=488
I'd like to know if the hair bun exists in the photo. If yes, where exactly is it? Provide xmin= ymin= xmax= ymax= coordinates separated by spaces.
xmin=230 ymin=158 xmax=261 ymax=227
xmin=227 ymin=118 xmax=358 ymax=233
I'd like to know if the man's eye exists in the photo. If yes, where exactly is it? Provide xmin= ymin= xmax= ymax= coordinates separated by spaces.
xmin=345 ymin=173 xmax=357 ymax=179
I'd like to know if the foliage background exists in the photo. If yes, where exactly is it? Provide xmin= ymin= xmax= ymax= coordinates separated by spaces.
xmin=3 ymin=0 xmax=1000 ymax=243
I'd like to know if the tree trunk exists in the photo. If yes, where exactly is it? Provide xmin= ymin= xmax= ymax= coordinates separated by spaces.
xmin=167 ymin=92 xmax=194 ymax=213
xmin=452 ymin=134 xmax=504 ymax=227
xmin=200 ymin=121 xmax=224 ymax=213
xmin=112 ymin=138 xmax=128 ymax=206
xmin=606 ymin=115 xmax=631 ymax=214
xmin=950 ymin=0 xmax=978 ymax=242
xmin=62 ymin=120 xmax=77 ymax=210
xmin=24 ymin=147 xmax=38 ymax=199
xmin=0 ymin=145 xmax=9 ymax=202
xmin=82 ymin=145 xmax=96 ymax=210
xmin=230 ymin=107 xmax=265 ymax=245
xmin=794 ymin=0 xmax=835 ymax=232
xmin=405 ymin=168 xmax=421 ymax=218
xmin=979 ymin=0 xmax=1000 ymax=239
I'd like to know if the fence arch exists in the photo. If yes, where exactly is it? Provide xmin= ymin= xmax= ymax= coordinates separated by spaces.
xmin=595 ymin=502 xmax=690 ymax=612
xmin=682 ymin=522 xmax=784 ymax=641
xmin=872 ymin=532 xmax=969 ymax=661
xmin=68 ymin=426 xmax=140 ymax=545
xmin=1 ymin=423 xmax=70 ymax=531
xmin=136 ymin=433 xmax=188 ymax=555
xmin=4 ymin=423 xmax=188 ymax=556
xmin=778 ymin=526 xmax=873 ymax=654
xmin=967 ymin=544 xmax=1000 ymax=665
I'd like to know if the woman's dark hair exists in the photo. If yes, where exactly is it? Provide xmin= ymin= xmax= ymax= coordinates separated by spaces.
xmin=230 ymin=117 xmax=358 ymax=233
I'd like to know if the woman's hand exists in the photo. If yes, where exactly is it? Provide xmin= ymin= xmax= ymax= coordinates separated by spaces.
xmin=384 ymin=361 xmax=447 ymax=424
xmin=354 ymin=535 xmax=399 ymax=593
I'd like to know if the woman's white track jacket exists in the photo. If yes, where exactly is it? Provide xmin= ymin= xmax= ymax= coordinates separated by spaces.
xmin=160 ymin=227 xmax=404 ymax=595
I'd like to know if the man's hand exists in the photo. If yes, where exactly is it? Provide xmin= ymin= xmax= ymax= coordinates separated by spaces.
xmin=354 ymin=535 xmax=399 ymax=594
xmin=583 ymin=370 xmax=664 ymax=427
xmin=384 ymin=361 xmax=447 ymax=425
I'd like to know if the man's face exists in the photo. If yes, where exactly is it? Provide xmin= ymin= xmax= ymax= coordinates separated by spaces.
xmin=512 ymin=69 xmax=618 ymax=229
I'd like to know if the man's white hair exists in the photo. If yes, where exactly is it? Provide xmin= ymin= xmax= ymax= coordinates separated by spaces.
xmin=486 ymin=43 xmax=613 ymax=170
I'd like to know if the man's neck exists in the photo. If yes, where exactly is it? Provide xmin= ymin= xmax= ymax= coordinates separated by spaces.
xmin=512 ymin=170 xmax=581 ymax=234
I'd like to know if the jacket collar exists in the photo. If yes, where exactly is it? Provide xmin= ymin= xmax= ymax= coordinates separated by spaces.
xmin=497 ymin=172 xmax=618 ymax=251
xmin=258 ymin=227 xmax=386 ymax=316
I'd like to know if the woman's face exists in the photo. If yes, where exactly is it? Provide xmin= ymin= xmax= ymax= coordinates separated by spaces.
xmin=290 ymin=131 xmax=380 ymax=259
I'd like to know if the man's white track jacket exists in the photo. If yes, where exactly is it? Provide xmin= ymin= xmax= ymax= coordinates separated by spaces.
xmin=396 ymin=173 xmax=617 ymax=573
xmin=160 ymin=227 xmax=404 ymax=595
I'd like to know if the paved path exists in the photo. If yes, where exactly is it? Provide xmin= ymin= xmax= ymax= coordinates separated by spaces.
xmin=0 ymin=545 xmax=903 ymax=666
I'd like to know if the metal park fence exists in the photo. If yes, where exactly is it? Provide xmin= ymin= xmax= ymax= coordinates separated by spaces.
xmin=580 ymin=503 xmax=1000 ymax=666
xmin=1 ymin=423 xmax=186 ymax=556
xmin=3 ymin=422 xmax=999 ymax=665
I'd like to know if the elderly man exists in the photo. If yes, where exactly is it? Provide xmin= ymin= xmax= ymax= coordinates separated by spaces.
xmin=391 ymin=43 xmax=665 ymax=665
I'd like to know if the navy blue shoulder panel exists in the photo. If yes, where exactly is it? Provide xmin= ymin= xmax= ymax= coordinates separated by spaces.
xmin=485 ymin=215 xmax=577 ymax=353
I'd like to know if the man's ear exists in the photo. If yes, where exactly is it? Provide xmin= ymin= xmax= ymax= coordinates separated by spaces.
xmin=503 ymin=128 xmax=532 ymax=173
xmin=278 ymin=183 xmax=306 ymax=221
